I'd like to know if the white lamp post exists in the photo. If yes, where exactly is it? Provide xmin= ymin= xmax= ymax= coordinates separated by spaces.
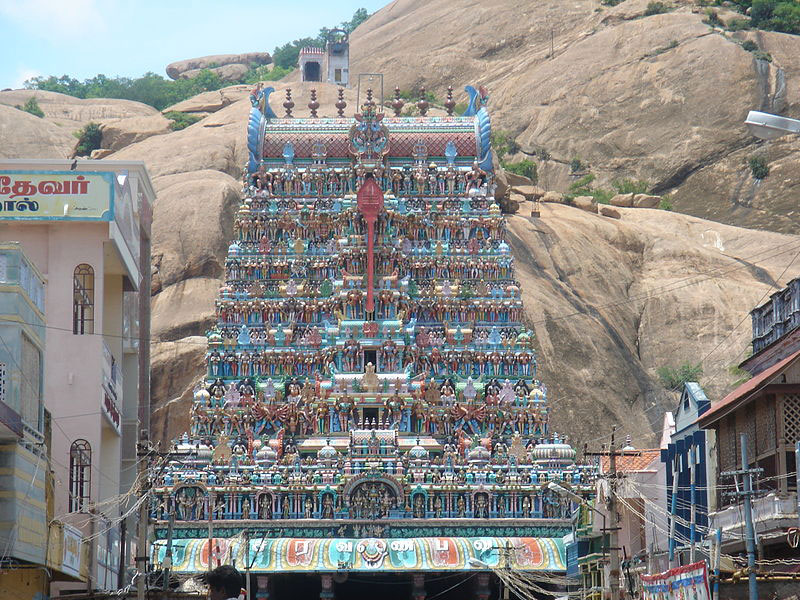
xmin=745 ymin=110 xmax=800 ymax=140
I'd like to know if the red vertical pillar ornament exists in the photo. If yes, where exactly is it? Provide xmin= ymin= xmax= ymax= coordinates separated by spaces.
xmin=357 ymin=175 xmax=384 ymax=314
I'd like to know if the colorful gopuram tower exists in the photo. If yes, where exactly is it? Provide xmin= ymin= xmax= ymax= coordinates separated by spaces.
xmin=151 ymin=85 xmax=596 ymax=599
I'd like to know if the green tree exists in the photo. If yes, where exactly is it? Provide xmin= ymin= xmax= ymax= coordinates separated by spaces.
xmin=491 ymin=130 xmax=520 ymax=161
xmin=163 ymin=111 xmax=203 ymax=131
xmin=612 ymin=178 xmax=650 ymax=194
xmin=504 ymin=159 xmax=538 ymax=184
xmin=657 ymin=363 xmax=703 ymax=391
xmin=645 ymin=2 xmax=669 ymax=16
xmin=272 ymin=37 xmax=319 ymax=69
xmin=73 ymin=122 xmax=103 ymax=156
xmin=344 ymin=8 xmax=370 ymax=32
xmin=749 ymin=154 xmax=770 ymax=179
xmin=17 ymin=97 xmax=44 ymax=118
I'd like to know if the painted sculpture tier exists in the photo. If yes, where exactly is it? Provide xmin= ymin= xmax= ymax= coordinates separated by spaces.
xmin=151 ymin=85 xmax=596 ymax=584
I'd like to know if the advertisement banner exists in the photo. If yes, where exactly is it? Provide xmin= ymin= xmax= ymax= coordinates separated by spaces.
xmin=0 ymin=171 xmax=114 ymax=220
xmin=640 ymin=561 xmax=710 ymax=600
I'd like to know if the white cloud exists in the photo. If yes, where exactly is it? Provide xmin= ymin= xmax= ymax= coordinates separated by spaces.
xmin=0 ymin=0 xmax=106 ymax=40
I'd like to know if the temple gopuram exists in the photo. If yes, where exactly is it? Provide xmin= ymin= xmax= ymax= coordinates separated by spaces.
xmin=150 ymin=83 xmax=597 ymax=600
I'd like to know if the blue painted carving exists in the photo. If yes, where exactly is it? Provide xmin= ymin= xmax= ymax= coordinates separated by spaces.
xmin=247 ymin=87 xmax=276 ymax=173
xmin=282 ymin=142 xmax=295 ymax=166
xmin=476 ymin=106 xmax=493 ymax=171
xmin=462 ymin=85 xmax=488 ymax=117
xmin=445 ymin=140 xmax=458 ymax=166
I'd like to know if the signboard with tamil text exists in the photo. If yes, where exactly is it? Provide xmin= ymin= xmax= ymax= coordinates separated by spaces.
xmin=0 ymin=171 xmax=114 ymax=220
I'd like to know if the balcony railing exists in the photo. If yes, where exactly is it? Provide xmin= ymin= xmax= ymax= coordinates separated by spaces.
xmin=709 ymin=491 xmax=798 ymax=534
xmin=101 ymin=341 xmax=122 ymax=401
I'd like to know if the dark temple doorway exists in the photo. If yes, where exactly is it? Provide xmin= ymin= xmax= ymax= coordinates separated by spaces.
xmin=303 ymin=61 xmax=322 ymax=82
xmin=364 ymin=349 xmax=377 ymax=369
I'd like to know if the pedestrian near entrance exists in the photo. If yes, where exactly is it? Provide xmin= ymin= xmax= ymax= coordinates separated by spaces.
xmin=205 ymin=565 xmax=245 ymax=600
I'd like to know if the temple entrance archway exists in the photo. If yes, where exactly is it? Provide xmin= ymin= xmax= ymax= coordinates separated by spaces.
xmin=303 ymin=61 xmax=321 ymax=82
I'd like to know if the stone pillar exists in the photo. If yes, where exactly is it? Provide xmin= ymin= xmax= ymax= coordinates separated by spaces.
xmin=320 ymin=574 xmax=334 ymax=600
xmin=412 ymin=574 xmax=426 ymax=600
xmin=255 ymin=575 xmax=270 ymax=600
xmin=475 ymin=572 xmax=491 ymax=600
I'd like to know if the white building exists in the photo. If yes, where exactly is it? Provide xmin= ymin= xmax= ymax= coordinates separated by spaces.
xmin=299 ymin=29 xmax=350 ymax=86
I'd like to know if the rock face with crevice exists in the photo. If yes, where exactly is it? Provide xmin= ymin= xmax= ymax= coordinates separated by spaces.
xmin=349 ymin=0 xmax=800 ymax=233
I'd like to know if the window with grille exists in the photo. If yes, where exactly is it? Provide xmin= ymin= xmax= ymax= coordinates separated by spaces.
xmin=784 ymin=394 xmax=800 ymax=445
xmin=69 ymin=439 xmax=91 ymax=512
xmin=73 ymin=264 xmax=94 ymax=335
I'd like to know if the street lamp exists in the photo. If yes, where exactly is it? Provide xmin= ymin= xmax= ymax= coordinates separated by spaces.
xmin=745 ymin=110 xmax=800 ymax=140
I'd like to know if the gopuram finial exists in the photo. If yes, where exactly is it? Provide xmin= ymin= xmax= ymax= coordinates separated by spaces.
xmin=392 ymin=87 xmax=404 ymax=117
xmin=283 ymin=88 xmax=294 ymax=118
xmin=364 ymin=87 xmax=376 ymax=111
xmin=335 ymin=87 xmax=347 ymax=117
xmin=445 ymin=86 xmax=456 ymax=116
xmin=417 ymin=87 xmax=430 ymax=117
xmin=308 ymin=88 xmax=319 ymax=118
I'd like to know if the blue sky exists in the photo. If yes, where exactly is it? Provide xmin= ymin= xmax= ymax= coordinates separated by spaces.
xmin=0 ymin=0 xmax=388 ymax=90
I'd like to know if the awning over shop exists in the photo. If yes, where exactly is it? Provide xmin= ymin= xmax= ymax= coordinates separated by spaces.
xmin=152 ymin=536 xmax=566 ymax=573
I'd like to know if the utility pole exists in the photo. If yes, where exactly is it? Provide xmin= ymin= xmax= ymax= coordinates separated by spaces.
xmin=796 ymin=441 xmax=800 ymax=528
xmin=135 ymin=436 xmax=152 ymax=600
xmin=244 ymin=529 xmax=251 ymax=600
xmin=585 ymin=426 xmax=622 ymax=600
xmin=497 ymin=540 xmax=514 ymax=600
xmin=608 ymin=427 xmax=620 ymax=600
xmin=162 ymin=507 xmax=175 ymax=591
xmin=689 ymin=445 xmax=696 ymax=563
xmin=721 ymin=434 xmax=762 ymax=600
xmin=712 ymin=528 xmax=721 ymax=600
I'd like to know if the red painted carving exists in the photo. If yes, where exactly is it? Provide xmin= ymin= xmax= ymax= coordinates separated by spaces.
xmin=356 ymin=176 xmax=384 ymax=314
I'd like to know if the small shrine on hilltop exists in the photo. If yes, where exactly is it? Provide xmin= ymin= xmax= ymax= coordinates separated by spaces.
xmin=150 ymin=83 xmax=596 ymax=599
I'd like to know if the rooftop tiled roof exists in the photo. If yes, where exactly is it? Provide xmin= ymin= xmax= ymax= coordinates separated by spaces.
xmin=599 ymin=449 xmax=661 ymax=473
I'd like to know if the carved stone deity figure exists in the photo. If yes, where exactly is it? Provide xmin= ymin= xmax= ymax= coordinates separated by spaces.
xmin=413 ymin=494 xmax=426 ymax=518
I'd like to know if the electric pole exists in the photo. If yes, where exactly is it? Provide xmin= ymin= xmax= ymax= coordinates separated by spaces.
xmin=721 ymin=434 xmax=762 ymax=600
xmin=608 ymin=427 xmax=620 ymax=600
xmin=585 ymin=426 xmax=622 ymax=600
xmin=135 ymin=436 xmax=152 ymax=600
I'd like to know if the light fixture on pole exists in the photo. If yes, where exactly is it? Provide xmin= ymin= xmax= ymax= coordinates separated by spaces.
xmin=745 ymin=110 xmax=800 ymax=140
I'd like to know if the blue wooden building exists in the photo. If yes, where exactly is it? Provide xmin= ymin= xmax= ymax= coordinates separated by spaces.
xmin=661 ymin=382 xmax=714 ymax=560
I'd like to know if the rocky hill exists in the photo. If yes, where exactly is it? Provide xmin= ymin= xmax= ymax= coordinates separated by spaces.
xmin=23 ymin=78 xmax=786 ymax=450
xmin=350 ymin=0 xmax=800 ymax=234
